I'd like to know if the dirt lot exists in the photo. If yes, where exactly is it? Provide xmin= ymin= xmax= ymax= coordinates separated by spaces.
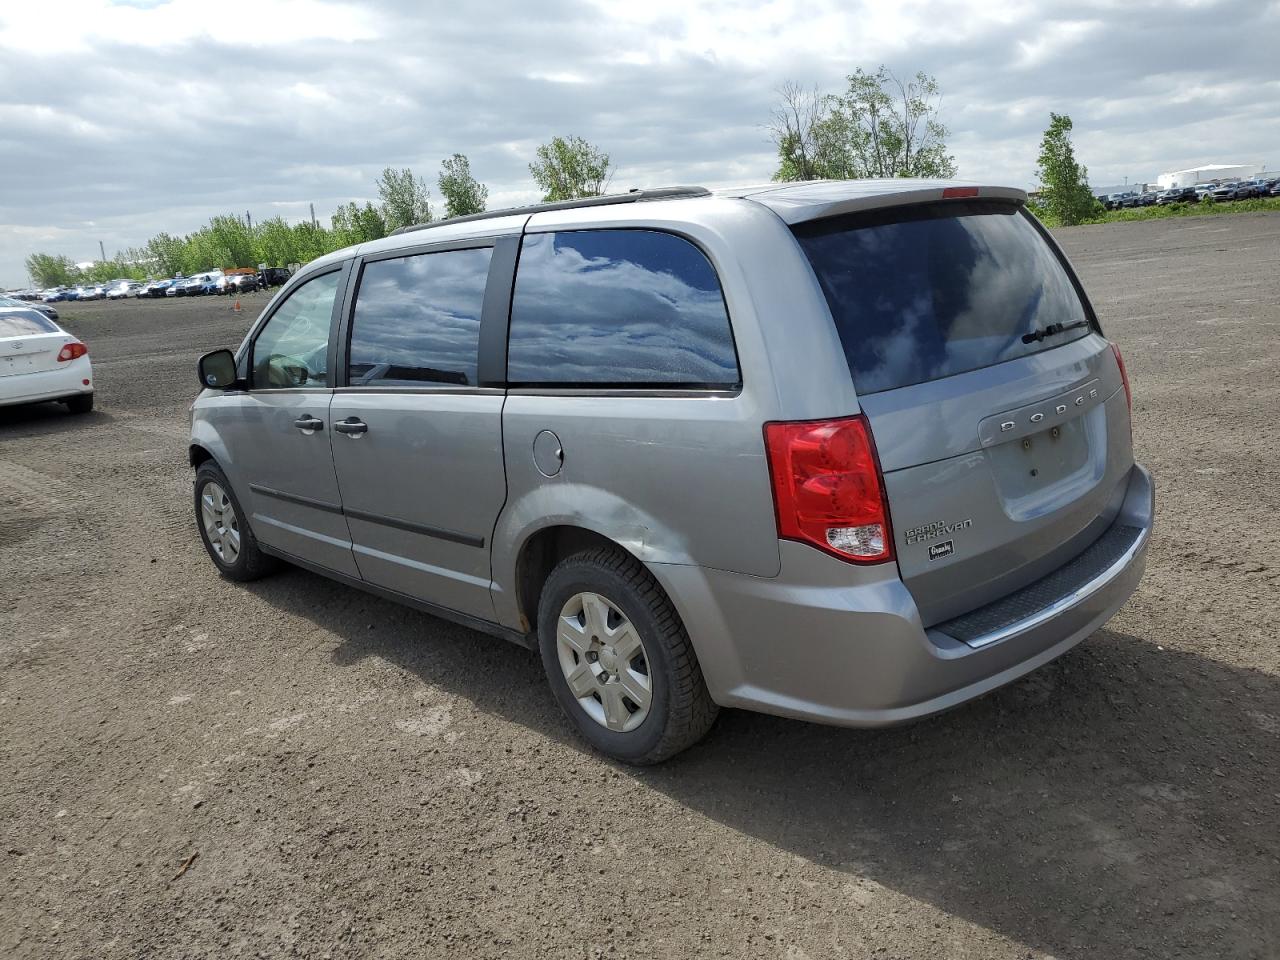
xmin=3 ymin=215 xmax=1278 ymax=959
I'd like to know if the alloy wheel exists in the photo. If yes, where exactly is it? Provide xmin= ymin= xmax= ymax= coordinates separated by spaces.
xmin=556 ymin=591 xmax=652 ymax=733
xmin=200 ymin=481 xmax=241 ymax=565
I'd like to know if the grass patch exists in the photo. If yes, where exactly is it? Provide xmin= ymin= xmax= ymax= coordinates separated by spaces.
xmin=1031 ymin=196 xmax=1280 ymax=227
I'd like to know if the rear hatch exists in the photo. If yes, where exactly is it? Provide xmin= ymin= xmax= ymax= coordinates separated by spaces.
xmin=0 ymin=312 xmax=69 ymax=377
xmin=793 ymin=199 xmax=1134 ymax=626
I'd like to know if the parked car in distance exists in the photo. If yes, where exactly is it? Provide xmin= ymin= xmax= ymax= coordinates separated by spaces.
xmin=1208 ymin=182 xmax=1240 ymax=202
xmin=169 ymin=271 xmax=223 ymax=297
xmin=0 ymin=294 xmax=58 ymax=320
xmin=258 ymin=267 xmax=292 ymax=288
xmin=106 ymin=281 xmax=144 ymax=300
xmin=1104 ymin=193 xmax=1134 ymax=210
xmin=1157 ymin=186 xmax=1197 ymax=205
xmin=142 ymin=279 xmax=176 ymax=298
xmin=171 ymin=277 xmax=205 ymax=297
xmin=189 ymin=181 xmax=1153 ymax=764
xmin=0 ymin=306 xmax=93 ymax=414
xmin=1236 ymin=179 xmax=1270 ymax=199
xmin=223 ymin=273 xmax=260 ymax=294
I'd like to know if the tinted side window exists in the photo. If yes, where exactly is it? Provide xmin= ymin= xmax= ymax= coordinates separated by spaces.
xmin=251 ymin=270 xmax=340 ymax=389
xmin=348 ymin=247 xmax=492 ymax=387
xmin=507 ymin=230 xmax=739 ymax=387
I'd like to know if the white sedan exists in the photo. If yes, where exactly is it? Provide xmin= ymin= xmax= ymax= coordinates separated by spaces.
xmin=0 ymin=307 xmax=94 ymax=414
xmin=106 ymin=281 xmax=144 ymax=300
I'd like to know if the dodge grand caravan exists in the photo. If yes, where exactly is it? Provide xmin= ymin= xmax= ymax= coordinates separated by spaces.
xmin=190 ymin=180 xmax=1153 ymax=764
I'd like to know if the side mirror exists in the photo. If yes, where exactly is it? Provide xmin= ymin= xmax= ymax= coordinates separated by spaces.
xmin=197 ymin=349 xmax=240 ymax=390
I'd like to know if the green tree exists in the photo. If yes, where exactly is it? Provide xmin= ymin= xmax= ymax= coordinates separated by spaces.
xmin=117 ymin=246 xmax=157 ymax=279
xmin=252 ymin=217 xmax=303 ymax=268
xmin=80 ymin=259 xmax=147 ymax=283
xmin=770 ymin=67 xmax=957 ymax=181
xmin=146 ymin=232 xmax=187 ymax=277
xmin=25 ymin=253 xmax=77 ymax=288
xmin=330 ymin=201 xmax=388 ymax=246
xmin=377 ymin=167 xmax=432 ymax=230
xmin=288 ymin=221 xmax=335 ymax=264
xmin=438 ymin=154 xmax=488 ymax=218
xmin=1035 ymin=112 xmax=1100 ymax=226
xmin=529 ymin=135 xmax=612 ymax=201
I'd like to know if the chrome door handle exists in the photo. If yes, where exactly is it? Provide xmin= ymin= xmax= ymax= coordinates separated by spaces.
xmin=294 ymin=415 xmax=324 ymax=432
xmin=333 ymin=417 xmax=368 ymax=436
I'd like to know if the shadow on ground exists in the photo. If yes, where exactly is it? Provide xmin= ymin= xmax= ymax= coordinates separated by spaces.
xmin=248 ymin=564 xmax=1279 ymax=959
xmin=0 ymin=402 xmax=112 ymax=433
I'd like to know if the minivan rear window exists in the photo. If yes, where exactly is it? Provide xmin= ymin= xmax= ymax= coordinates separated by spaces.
xmin=794 ymin=202 xmax=1092 ymax=395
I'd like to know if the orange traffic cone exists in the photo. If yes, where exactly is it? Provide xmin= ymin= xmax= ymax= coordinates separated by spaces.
xmin=233 ymin=299 xmax=242 ymax=314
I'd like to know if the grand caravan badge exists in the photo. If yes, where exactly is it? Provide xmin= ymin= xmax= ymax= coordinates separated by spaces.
xmin=903 ymin=518 xmax=972 ymax=545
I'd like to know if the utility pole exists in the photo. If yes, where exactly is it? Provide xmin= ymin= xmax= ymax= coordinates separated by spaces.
xmin=309 ymin=202 xmax=317 ymax=228
xmin=246 ymin=210 xmax=252 ymax=230
xmin=99 ymin=240 xmax=106 ymax=262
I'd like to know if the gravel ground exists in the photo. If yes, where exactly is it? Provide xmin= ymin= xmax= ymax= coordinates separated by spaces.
xmin=2 ymin=215 xmax=1278 ymax=959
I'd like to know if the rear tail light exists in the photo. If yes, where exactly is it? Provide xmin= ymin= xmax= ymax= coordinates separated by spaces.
xmin=57 ymin=341 xmax=88 ymax=362
xmin=942 ymin=186 xmax=980 ymax=199
xmin=764 ymin=415 xmax=894 ymax=564
xmin=1110 ymin=342 xmax=1132 ymax=414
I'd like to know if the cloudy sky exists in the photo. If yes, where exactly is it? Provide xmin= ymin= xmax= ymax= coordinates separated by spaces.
xmin=1 ymin=0 xmax=1277 ymax=286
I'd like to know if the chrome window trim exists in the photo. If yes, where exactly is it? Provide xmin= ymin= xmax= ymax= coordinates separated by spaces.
xmin=505 ymin=386 xmax=743 ymax=399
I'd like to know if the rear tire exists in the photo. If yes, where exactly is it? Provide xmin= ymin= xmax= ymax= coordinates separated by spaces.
xmin=537 ymin=546 xmax=718 ymax=764
xmin=194 ymin=462 xmax=277 ymax=582
xmin=65 ymin=393 xmax=93 ymax=414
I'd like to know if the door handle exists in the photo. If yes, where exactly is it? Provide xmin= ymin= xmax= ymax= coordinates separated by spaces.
xmin=333 ymin=417 xmax=368 ymax=436
xmin=294 ymin=415 xmax=324 ymax=432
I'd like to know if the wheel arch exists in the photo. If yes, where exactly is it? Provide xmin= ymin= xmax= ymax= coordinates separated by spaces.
xmin=512 ymin=525 xmax=627 ymax=634
xmin=189 ymin=443 xmax=216 ymax=469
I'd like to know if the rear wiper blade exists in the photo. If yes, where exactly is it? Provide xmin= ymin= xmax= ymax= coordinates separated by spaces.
xmin=1022 ymin=319 xmax=1090 ymax=344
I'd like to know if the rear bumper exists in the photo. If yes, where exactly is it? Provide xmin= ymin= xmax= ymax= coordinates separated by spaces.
xmin=651 ymin=463 xmax=1154 ymax=727
xmin=0 ymin=359 xmax=94 ymax=407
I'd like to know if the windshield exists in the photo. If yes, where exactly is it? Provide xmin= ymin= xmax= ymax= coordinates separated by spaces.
xmin=794 ymin=201 xmax=1093 ymax=395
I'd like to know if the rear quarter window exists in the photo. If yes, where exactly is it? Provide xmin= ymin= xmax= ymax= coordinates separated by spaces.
xmin=506 ymin=229 xmax=739 ymax=388
xmin=794 ymin=201 xmax=1093 ymax=395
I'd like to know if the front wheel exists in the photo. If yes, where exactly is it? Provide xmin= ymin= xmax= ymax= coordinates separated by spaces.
xmin=537 ymin=547 xmax=718 ymax=764
xmin=194 ymin=462 xmax=277 ymax=581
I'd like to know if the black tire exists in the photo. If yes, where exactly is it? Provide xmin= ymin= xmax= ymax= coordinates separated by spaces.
xmin=193 ymin=461 xmax=277 ymax=582
xmin=537 ymin=546 xmax=718 ymax=764
xmin=65 ymin=393 xmax=93 ymax=414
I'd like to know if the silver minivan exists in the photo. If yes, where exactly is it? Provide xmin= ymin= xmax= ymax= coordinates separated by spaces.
xmin=191 ymin=180 xmax=1153 ymax=763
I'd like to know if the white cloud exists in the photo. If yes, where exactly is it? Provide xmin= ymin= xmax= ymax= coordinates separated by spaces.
xmin=1 ymin=0 xmax=1277 ymax=285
